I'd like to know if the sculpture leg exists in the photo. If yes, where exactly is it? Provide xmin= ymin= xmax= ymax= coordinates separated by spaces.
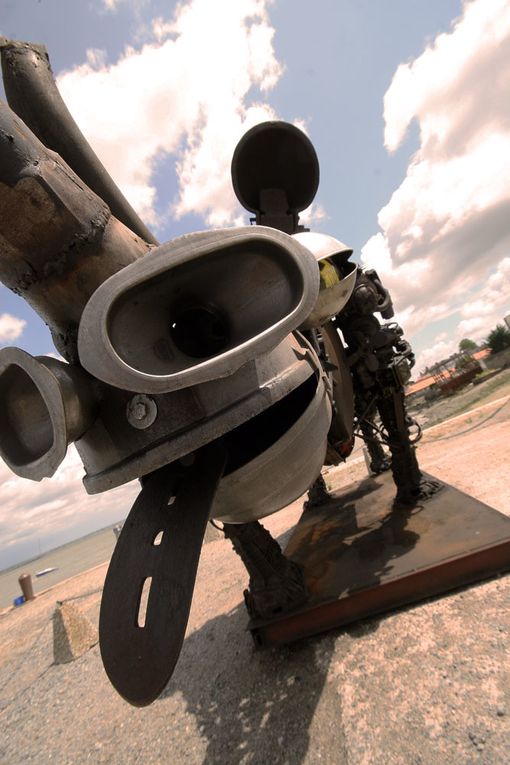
xmin=358 ymin=411 xmax=391 ymax=475
xmin=377 ymin=389 xmax=441 ymax=505
xmin=223 ymin=521 xmax=308 ymax=619
xmin=303 ymin=473 xmax=332 ymax=510
xmin=337 ymin=268 xmax=442 ymax=507
xmin=376 ymin=389 xmax=422 ymax=503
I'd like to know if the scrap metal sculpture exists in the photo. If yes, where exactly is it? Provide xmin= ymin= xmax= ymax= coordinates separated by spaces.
xmin=0 ymin=40 xmax=430 ymax=705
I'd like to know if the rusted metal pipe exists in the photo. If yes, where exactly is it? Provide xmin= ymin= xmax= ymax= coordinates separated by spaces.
xmin=0 ymin=39 xmax=158 ymax=245
xmin=0 ymin=99 xmax=152 ymax=361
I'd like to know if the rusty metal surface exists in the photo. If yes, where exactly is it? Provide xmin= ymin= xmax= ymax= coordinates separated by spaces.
xmin=0 ymin=40 xmax=157 ymax=244
xmin=250 ymin=471 xmax=510 ymax=646
xmin=0 ymin=99 xmax=151 ymax=360
xmin=321 ymin=321 xmax=354 ymax=451
xmin=223 ymin=520 xmax=308 ymax=619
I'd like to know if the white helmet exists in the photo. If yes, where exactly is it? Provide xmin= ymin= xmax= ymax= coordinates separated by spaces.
xmin=292 ymin=231 xmax=353 ymax=262
xmin=293 ymin=232 xmax=357 ymax=329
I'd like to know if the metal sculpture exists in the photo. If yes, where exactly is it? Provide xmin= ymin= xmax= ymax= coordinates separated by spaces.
xmin=0 ymin=39 xmax=432 ymax=705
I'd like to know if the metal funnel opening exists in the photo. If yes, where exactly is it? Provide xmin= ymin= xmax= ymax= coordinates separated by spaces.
xmin=0 ymin=363 xmax=54 ymax=466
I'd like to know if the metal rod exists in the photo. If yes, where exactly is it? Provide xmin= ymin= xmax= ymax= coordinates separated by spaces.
xmin=0 ymin=98 xmax=152 ymax=360
xmin=0 ymin=39 xmax=158 ymax=244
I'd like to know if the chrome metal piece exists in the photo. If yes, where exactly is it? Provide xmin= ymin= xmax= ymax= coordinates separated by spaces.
xmin=293 ymin=232 xmax=357 ymax=329
xmin=293 ymin=231 xmax=353 ymax=261
xmin=301 ymin=261 xmax=357 ymax=329
xmin=76 ymin=333 xmax=320 ymax=495
xmin=212 ymin=371 xmax=331 ymax=523
xmin=77 ymin=227 xmax=319 ymax=393
xmin=0 ymin=347 xmax=97 ymax=480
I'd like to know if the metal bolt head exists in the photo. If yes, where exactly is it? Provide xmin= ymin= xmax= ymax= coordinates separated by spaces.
xmin=126 ymin=395 xmax=158 ymax=429
xmin=133 ymin=402 xmax=147 ymax=420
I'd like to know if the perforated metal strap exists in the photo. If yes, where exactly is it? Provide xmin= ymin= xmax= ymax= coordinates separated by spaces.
xmin=99 ymin=441 xmax=226 ymax=706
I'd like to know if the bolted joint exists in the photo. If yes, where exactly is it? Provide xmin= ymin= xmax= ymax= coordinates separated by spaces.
xmin=126 ymin=395 xmax=158 ymax=430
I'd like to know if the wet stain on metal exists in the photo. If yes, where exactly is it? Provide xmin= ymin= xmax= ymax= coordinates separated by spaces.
xmin=250 ymin=471 xmax=510 ymax=646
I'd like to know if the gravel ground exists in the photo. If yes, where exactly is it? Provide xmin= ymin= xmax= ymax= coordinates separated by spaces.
xmin=0 ymin=396 xmax=509 ymax=765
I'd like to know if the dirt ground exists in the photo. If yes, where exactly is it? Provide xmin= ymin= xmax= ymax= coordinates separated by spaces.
xmin=0 ymin=389 xmax=509 ymax=765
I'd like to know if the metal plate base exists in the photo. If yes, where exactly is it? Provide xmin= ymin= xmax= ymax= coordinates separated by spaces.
xmin=249 ymin=472 xmax=510 ymax=646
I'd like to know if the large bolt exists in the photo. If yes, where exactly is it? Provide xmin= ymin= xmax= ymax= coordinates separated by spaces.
xmin=126 ymin=395 xmax=158 ymax=430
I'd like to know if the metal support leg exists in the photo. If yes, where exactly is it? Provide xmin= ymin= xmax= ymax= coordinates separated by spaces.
xmin=303 ymin=474 xmax=331 ymax=510
xmin=358 ymin=415 xmax=391 ymax=475
xmin=223 ymin=521 xmax=308 ymax=619
xmin=377 ymin=390 xmax=441 ymax=505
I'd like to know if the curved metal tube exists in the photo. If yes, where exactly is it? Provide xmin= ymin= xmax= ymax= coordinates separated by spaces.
xmin=0 ymin=39 xmax=158 ymax=244
xmin=0 ymin=98 xmax=151 ymax=360
xmin=0 ymin=348 xmax=98 ymax=480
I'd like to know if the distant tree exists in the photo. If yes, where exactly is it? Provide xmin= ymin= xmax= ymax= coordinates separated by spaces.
xmin=459 ymin=338 xmax=477 ymax=353
xmin=486 ymin=324 xmax=510 ymax=354
xmin=455 ymin=355 xmax=473 ymax=370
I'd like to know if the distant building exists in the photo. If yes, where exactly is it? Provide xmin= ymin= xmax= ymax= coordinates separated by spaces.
xmin=406 ymin=348 xmax=489 ymax=402
xmin=406 ymin=374 xmax=439 ymax=398
xmin=471 ymin=347 xmax=491 ymax=368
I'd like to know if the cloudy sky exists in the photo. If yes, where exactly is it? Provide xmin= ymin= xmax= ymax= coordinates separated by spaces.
xmin=1 ymin=0 xmax=509 ymax=567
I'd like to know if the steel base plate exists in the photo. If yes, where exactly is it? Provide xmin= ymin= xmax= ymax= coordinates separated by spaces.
xmin=249 ymin=472 xmax=510 ymax=646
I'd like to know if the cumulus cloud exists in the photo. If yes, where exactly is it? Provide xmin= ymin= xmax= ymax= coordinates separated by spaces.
xmin=58 ymin=0 xmax=284 ymax=229
xmin=0 ymin=447 xmax=138 ymax=557
xmin=102 ymin=0 xmax=119 ymax=10
xmin=361 ymin=0 xmax=510 ymax=369
xmin=0 ymin=312 xmax=26 ymax=342
xmin=415 ymin=337 xmax=459 ymax=375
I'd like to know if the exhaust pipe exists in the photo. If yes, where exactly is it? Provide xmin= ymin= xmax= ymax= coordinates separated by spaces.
xmin=77 ymin=227 xmax=319 ymax=393
xmin=0 ymin=38 xmax=157 ymax=245
xmin=0 ymin=347 xmax=97 ymax=480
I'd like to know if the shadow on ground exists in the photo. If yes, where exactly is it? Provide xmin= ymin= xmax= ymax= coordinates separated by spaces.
xmin=160 ymin=603 xmax=346 ymax=765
